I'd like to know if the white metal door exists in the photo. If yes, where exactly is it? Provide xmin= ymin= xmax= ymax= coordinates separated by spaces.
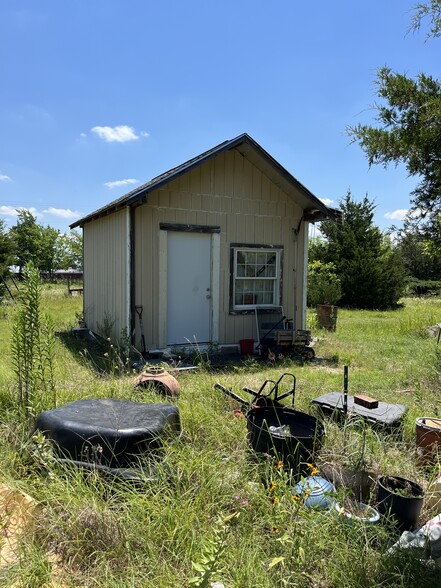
xmin=167 ymin=231 xmax=211 ymax=345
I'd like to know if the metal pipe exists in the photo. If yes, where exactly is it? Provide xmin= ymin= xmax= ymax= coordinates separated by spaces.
xmin=343 ymin=365 xmax=348 ymax=416
xmin=214 ymin=383 xmax=248 ymax=407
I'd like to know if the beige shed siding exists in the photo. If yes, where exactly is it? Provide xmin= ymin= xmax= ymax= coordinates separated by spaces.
xmin=133 ymin=148 xmax=307 ymax=349
xmin=83 ymin=209 xmax=128 ymax=340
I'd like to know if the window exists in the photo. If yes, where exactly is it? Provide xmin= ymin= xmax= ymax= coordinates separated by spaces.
xmin=231 ymin=246 xmax=282 ymax=310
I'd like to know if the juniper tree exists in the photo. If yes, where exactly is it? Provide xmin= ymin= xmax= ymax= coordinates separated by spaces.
xmin=314 ymin=192 xmax=405 ymax=309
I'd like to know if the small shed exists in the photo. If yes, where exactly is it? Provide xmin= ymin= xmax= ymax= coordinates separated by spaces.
xmin=70 ymin=133 xmax=338 ymax=353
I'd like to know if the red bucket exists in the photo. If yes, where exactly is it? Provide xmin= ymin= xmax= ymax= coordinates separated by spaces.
xmin=239 ymin=339 xmax=254 ymax=355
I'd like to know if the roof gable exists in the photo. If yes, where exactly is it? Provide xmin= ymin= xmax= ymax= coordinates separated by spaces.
xmin=70 ymin=133 xmax=338 ymax=228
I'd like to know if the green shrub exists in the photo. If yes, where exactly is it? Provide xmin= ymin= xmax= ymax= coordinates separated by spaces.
xmin=314 ymin=193 xmax=406 ymax=309
xmin=405 ymin=278 xmax=441 ymax=297
xmin=307 ymin=260 xmax=342 ymax=306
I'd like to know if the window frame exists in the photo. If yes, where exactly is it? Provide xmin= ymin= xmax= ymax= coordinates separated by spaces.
xmin=229 ymin=244 xmax=283 ymax=313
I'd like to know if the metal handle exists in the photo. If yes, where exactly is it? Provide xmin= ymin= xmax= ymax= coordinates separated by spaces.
xmin=273 ymin=373 xmax=296 ymax=406
xmin=214 ymin=383 xmax=248 ymax=407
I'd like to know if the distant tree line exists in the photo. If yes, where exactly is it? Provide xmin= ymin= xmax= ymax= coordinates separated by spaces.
xmin=0 ymin=209 xmax=82 ymax=284
xmin=308 ymin=192 xmax=441 ymax=310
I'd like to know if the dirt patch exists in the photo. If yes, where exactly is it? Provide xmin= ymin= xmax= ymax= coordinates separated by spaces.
xmin=0 ymin=484 xmax=67 ymax=587
xmin=0 ymin=484 xmax=36 ymax=568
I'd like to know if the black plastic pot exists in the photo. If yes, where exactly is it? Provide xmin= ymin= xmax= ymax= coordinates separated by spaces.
xmin=246 ymin=405 xmax=325 ymax=473
xmin=377 ymin=475 xmax=425 ymax=531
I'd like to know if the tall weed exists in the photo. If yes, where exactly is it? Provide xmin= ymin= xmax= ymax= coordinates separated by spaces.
xmin=10 ymin=264 xmax=56 ymax=418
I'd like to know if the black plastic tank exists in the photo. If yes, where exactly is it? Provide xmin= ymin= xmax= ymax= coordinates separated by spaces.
xmin=33 ymin=399 xmax=181 ymax=468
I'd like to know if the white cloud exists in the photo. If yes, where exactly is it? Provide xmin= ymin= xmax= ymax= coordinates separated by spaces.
xmin=320 ymin=198 xmax=334 ymax=207
xmin=0 ymin=206 xmax=38 ymax=217
xmin=409 ymin=208 xmax=422 ymax=219
xmin=104 ymin=178 xmax=139 ymax=189
xmin=384 ymin=209 xmax=408 ymax=221
xmin=0 ymin=205 xmax=19 ymax=216
xmin=0 ymin=206 xmax=82 ymax=225
xmin=0 ymin=173 xmax=11 ymax=182
xmin=43 ymin=207 xmax=82 ymax=219
xmin=91 ymin=125 xmax=148 ymax=143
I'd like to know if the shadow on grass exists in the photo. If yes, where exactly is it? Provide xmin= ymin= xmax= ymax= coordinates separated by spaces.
xmin=55 ymin=329 xmax=120 ymax=376
xmin=55 ymin=328 xmax=322 ymax=379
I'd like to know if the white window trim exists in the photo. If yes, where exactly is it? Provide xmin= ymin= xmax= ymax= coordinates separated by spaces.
xmin=231 ymin=246 xmax=283 ymax=311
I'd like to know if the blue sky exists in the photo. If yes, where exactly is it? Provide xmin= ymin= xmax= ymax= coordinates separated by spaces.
xmin=0 ymin=0 xmax=439 ymax=234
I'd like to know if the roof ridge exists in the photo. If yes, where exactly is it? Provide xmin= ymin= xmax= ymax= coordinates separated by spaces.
xmin=70 ymin=133 xmax=335 ymax=228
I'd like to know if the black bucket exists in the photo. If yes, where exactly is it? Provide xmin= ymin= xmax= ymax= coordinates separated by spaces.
xmin=246 ymin=405 xmax=325 ymax=472
xmin=377 ymin=475 xmax=425 ymax=531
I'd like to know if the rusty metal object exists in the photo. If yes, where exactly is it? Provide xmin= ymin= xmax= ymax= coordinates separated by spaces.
xmin=416 ymin=417 xmax=441 ymax=465
xmin=133 ymin=367 xmax=180 ymax=398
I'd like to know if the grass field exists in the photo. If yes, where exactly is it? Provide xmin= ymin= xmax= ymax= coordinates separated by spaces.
xmin=0 ymin=284 xmax=441 ymax=587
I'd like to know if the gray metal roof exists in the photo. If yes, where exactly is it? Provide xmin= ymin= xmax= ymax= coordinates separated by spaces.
xmin=70 ymin=133 xmax=339 ymax=228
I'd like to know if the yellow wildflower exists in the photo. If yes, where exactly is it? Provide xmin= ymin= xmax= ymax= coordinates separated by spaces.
xmin=268 ymin=481 xmax=276 ymax=492
xmin=307 ymin=463 xmax=319 ymax=476
xmin=275 ymin=460 xmax=284 ymax=470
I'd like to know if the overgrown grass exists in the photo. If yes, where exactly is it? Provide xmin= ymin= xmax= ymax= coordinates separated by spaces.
xmin=0 ymin=286 xmax=441 ymax=586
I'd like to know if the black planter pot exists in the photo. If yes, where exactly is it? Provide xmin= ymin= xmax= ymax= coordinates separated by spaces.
xmin=377 ymin=475 xmax=425 ymax=531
